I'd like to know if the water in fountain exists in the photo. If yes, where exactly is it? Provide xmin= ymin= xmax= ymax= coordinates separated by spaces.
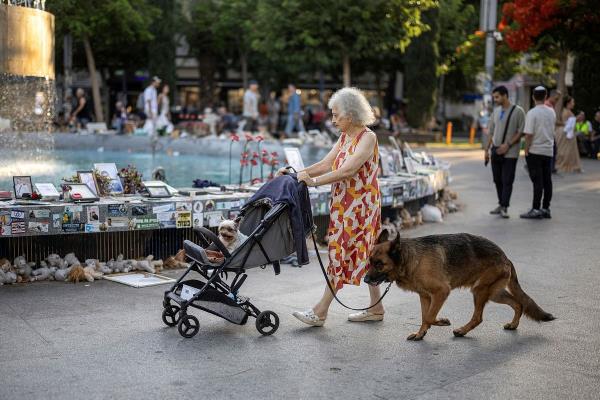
xmin=0 ymin=72 xmax=56 ymax=178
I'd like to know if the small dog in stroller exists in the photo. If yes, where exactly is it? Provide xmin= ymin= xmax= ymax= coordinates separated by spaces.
xmin=161 ymin=198 xmax=296 ymax=338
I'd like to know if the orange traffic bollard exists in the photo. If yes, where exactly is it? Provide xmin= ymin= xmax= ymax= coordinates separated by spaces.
xmin=469 ymin=126 xmax=476 ymax=145
xmin=446 ymin=122 xmax=453 ymax=145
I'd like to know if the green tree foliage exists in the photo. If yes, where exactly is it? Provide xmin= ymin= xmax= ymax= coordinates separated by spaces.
xmin=404 ymin=8 xmax=440 ymax=128
xmin=148 ymin=0 xmax=183 ymax=97
xmin=252 ymin=0 xmax=436 ymax=86
xmin=48 ymin=0 xmax=160 ymax=121
xmin=572 ymin=51 xmax=600 ymax=119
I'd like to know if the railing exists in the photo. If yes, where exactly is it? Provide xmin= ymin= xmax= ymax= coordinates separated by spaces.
xmin=1 ymin=0 xmax=45 ymax=10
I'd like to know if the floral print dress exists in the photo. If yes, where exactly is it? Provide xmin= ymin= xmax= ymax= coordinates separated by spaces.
xmin=327 ymin=129 xmax=381 ymax=290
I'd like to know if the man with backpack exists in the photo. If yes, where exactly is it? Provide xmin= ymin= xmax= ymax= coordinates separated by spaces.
xmin=484 ymin=85 xmax=526 ymax=218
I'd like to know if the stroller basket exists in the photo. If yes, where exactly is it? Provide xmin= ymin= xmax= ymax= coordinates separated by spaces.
xmin=173 ymin=280 xmax=248 ymax=325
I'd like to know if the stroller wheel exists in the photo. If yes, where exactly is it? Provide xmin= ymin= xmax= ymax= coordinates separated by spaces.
xmin=256 ymin=311 xmax=279 ymax=336
xmin=162 ymin=305 xmax=181 ymax=327
xmin=178 ymin=314 xmax=200 ymax=338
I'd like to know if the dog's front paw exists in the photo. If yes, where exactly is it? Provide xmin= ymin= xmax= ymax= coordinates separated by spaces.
xmin=503 ymin=322 xmax=518 ymax=330
xmin=433 ymin=318 xmax=451 ymax=326
xmin=407 ymin=331 xmax=427 ymax=341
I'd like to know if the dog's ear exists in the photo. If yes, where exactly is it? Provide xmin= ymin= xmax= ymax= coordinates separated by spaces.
xmin=377 ymin=229 xmax=390 ymax=244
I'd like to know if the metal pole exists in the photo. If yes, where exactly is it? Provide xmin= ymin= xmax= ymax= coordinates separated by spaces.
xmin=481 ymin=0 xmax=497 ymax=104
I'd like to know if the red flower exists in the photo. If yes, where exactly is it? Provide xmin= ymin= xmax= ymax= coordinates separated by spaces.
xmin=251 ymin=178 xmax=262 ymax=184
xmin=271 ymin=151 xmax=279 ymax=157
xmin=240 ymin=159 xmax=249 ymax=166
xmin=262 ymin=157 xmax=270 ymax=164
xmin=250 ymin=159 xmax=258 ymax=166
xmin=241 ymin=151 xmax=249 ymax=158
xmin=261 ymin=149 xmax=268 ymax=155
xmin=252 ymin=151 xmax=259 ymax=158
xmin=231 ymin=134 xmax=240 ymax=142
xmin=244 ymin=133 xmax=254 ymax=141
xmin=255 ymin=135 xmax=264 ymax=142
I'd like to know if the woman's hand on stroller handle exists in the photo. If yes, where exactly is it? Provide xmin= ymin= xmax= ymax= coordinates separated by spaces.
xmin=276 ymin=166 xmax=297 ymax=177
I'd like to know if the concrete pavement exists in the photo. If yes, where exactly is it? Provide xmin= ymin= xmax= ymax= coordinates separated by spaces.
xmin=1 ymin=149 xmax=599 ymax=400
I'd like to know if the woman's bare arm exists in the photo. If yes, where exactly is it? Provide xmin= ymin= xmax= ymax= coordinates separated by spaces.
xmin=300 ymin=135 xmax=342 ymax=176
xmin=304 ymin=131 xmax=376 ymax=186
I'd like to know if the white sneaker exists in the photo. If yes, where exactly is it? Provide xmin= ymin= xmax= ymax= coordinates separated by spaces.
xmin=348 ymin=310 xmax=384 ymax=322
xmin=292 ymin=309 xmax=325 ymax=327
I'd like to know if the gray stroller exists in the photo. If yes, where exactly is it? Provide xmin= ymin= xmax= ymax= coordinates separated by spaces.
xmin=161 ymin=198 xmax=295 ymax=338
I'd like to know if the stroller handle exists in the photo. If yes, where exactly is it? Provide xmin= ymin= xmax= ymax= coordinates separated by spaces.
xmin=193 ymin=227 xmax=231 ymax=258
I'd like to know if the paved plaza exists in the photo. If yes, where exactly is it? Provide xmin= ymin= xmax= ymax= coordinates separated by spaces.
xmin=1 ymin=149 xmax=599 ymax=400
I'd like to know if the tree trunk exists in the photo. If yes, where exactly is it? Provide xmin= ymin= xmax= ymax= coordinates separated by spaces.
xmin=554 ymin=50 xmax=568 ymax=121
xmin=241 ymin=53 xmax=248 ymax=89
xmin=343 ymin=54 xmax=351 ymax=87
xmin=198 ymin=52 xmax=217 ymax=109
xmin=83 ymin=36 xmax=104 ymax=122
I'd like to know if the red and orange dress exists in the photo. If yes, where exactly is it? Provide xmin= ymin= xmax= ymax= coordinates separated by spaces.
xmin=327 ymin=129 xmax=381 ymax=290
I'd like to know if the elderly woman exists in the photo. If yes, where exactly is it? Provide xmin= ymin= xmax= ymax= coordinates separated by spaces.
xmin=282 ymin=87 xmax=383 ymax=326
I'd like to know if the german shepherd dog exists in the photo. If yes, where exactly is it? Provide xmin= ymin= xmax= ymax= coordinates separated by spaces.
xmin=364 ymin=232 xmax=555 ymax=341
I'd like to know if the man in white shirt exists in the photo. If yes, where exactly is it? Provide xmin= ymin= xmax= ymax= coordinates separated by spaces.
xmin=243 ymin=80 xmax=259 ymax=132
xmin=143 ymin=76 xmax=161 ymax=137
xmin=521 ymin=86 xmax=556 ymax=219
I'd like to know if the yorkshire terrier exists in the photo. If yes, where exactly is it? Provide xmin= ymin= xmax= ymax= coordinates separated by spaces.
xmin=218 ymin=219 xmax=248 ymax=254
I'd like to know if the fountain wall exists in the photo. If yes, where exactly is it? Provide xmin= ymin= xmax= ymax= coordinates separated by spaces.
xmin=0 ymin=3 xmax=55 ymax=134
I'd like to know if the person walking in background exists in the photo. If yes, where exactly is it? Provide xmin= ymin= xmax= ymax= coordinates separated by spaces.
xmin=243 ymin=80 xmax=260 ymax=132
xmin=521 ymin=86 xmax=556 ymax=219
xmin=545 ymin=89 xmax=561 ymax=173
xmin=285 ymin=84 xmax=305 ymax=137
xmin=555 ymin=95 xmax=582 ymax=173
xmin=111 ymin=101 xmax=128 ymax=134
xmin=484 ymin=85 xmax=526 ymax=219
xmin=143 ymin=76 xmax=161 ymax=137
xmin=267 ymin=91 xmax=281 ymax=135
xmin=157 ymin=84 xmax=173 ymax=135
xmin=69 ymin=88 xmax=92 ymax=130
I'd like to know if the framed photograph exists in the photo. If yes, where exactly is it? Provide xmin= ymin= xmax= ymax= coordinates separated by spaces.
xmin=34 ymin=183 xmax=60 ymax=200
xmin=77 ymin=171 xmax=99 ymax=197
xmin=13 ymin=176 xmax=33 ymax=199
xmin=68 ymin=183 xmax=99 ymax=202
xmin=146 ymin=185 xmax=171 ymax=198
xmin=94 ymin=163 xmax=124 ymax=194
xmin=283 ymin=147 xmax=305 ymax=172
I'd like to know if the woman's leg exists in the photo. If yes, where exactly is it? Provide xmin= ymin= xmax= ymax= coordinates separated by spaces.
xmin=312 ymin=284 xmax=338 ymax=319
xmin=367 ymin=284 xmax=385 ymax=315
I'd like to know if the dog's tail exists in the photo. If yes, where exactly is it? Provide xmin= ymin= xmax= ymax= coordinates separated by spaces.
xmin=508 ymin=262 xmax=555 ymax=321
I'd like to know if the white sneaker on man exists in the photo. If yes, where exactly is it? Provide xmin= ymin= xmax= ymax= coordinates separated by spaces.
xmin=348 ymin=310 xmax=384 ymax=322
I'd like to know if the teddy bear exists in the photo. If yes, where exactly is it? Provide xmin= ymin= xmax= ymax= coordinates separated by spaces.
xmin=381 ymin=217 xmax=398 ymax=241
xmin=133 ymin=255 xmax=156 ymax=274
xmin=151 ymin=259 xmax=164 ymax=273
xmin=400 ymin=208 xmax=414 ymax=230
xmin=64 ymin=253 xmax=81 ymax=267
xmin=13 ymin=256 xmax=35 ymax=283
xmin=54 ymin=265 xmax=73 ymax=281
xmin=0 ymin=258 xmax=17 ymax=285
xmin=46 ymin=253 xmax=67 ymax=269
xmin=31 ymin=263 xmax=57 ymax=282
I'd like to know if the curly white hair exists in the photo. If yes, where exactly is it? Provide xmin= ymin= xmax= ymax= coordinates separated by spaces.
xmin=327 ymin=87 xmax=375 ymax=126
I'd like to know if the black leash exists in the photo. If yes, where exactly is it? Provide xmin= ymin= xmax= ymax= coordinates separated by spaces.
xmin=310 ymin=230 xmax=392 ymax=311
